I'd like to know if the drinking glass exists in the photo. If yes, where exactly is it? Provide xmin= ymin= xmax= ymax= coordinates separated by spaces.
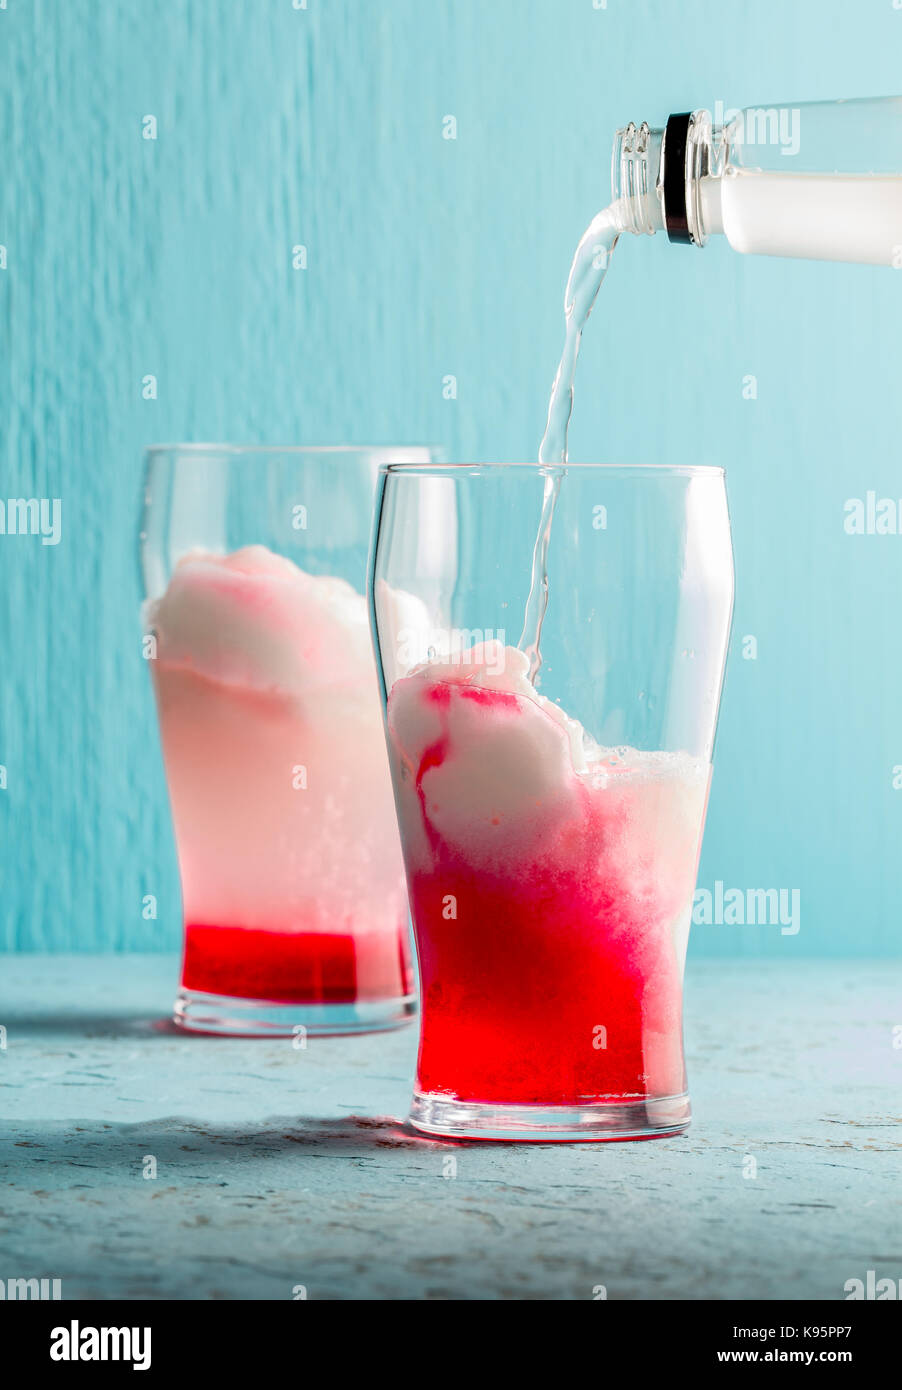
xmin=370 ymin=462 xmax=734 ymax=1139
xmin=141 ymin=444 xmax=438 ymax=1035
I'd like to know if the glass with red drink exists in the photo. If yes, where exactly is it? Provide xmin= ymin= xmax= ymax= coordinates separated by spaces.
xmin=141 ymin=444 xmax=437 ymax=1035
xmin=370 ymin=462 xmax=733 ymax=1139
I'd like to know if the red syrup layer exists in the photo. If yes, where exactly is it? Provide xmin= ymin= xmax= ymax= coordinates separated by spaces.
xmin=182 ymin=921 xmax=413 ymax=1005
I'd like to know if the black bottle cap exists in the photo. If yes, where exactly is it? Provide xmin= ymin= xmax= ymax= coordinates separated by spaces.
xmin=663 ymin=111 xmax=693 ymax=244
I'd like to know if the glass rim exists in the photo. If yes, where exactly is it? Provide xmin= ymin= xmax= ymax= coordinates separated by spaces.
xmin=144 ymin=442 xmax=442 ymax=459
xmin=379 ymin=461 xmax=725 ymax=478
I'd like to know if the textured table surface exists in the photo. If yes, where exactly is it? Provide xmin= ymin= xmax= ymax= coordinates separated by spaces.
xmin=1 ymin=955 xmax=900 ymax=1301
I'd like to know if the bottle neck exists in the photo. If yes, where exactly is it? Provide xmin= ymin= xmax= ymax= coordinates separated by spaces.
xmin=611 ymin=121 xmax=665 ymax=235
xmin=613 ymin=111 xmax=723 ymax=245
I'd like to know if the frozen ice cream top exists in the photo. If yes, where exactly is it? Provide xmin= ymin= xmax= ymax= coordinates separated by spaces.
xmin=145 ymin=546 xmax=376 ymax=696
xmin=388 ymin=639 xmax=705 ymax=781
xmin=386 ymin=640 xmax=708 ymax=872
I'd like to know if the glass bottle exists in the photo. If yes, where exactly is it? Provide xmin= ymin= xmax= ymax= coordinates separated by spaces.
xmin=613 ymin=96 xmax=902 ymax=266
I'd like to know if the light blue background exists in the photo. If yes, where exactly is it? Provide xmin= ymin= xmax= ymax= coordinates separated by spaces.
xmin=1 ymin=0 xmax=900 ymax=956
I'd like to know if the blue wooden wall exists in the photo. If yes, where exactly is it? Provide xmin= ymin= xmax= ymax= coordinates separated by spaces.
xmin=1 ymin=0 xmax=901 ymax=954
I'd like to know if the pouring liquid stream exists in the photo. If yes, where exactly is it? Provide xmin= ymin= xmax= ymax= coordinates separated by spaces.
xmin=538 ymin=200 xmax=626 ymax=467
xmin=520 ymin=199 xmax=626 ymax=683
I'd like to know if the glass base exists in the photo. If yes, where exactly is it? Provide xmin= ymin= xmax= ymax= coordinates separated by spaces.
xmin=174 ymin=988 xmax=416 ymax=1037
xmin=409 ymin=1090 xmax=691 ymax=1142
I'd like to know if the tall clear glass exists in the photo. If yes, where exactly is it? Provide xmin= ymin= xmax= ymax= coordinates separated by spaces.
xmin=370 ymin=462 xmax=734 ymax=1139
xmin=141 ymin=444 xmax=437 ymax=1036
